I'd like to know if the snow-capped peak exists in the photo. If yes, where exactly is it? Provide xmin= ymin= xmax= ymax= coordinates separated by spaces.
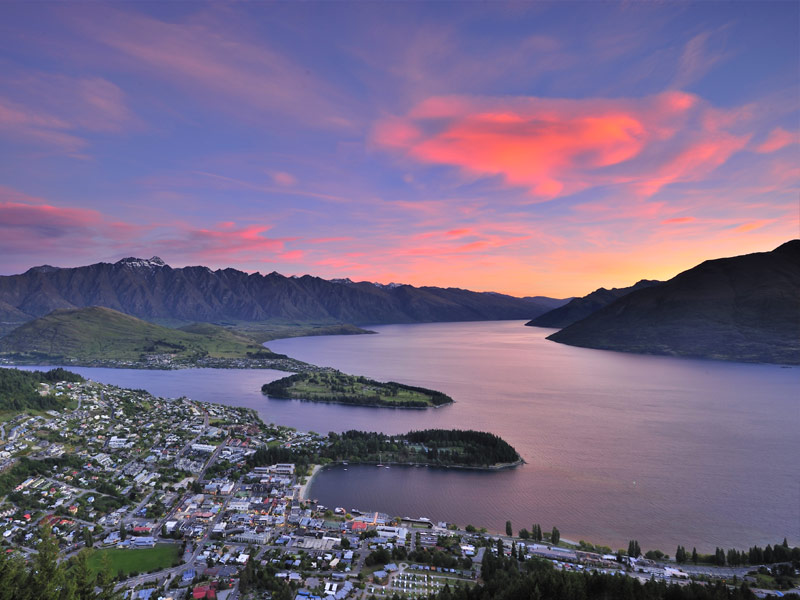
xmin=116 ymin=256 xmax=167 ymax=269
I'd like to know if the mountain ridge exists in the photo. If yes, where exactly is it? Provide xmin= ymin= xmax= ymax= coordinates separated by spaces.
xmin=0 ymin=257 xmax=567 ymax=331
xmin=526 ymin=279 xmax=662 ymax=329
xmin=547 ymin=240 xmax=800 ymax=364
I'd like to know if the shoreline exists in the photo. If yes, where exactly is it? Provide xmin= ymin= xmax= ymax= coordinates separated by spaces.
xmin=265 ymin=395 xmax=453 ymax=410
xmin=298 ymin=464 xmax=323 ymax=501
xmin=303 ymin=456 xmax=525 ymax=487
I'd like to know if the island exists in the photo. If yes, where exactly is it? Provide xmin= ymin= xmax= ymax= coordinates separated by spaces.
xmin=261 ymin=371 xmax=454 ymax=408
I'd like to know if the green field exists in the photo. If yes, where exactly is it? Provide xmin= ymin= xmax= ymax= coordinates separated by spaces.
xmin=86 ymin=543 xmax=181 ymax=576
xmin=262 ymin=371 xmax=453 ymax=408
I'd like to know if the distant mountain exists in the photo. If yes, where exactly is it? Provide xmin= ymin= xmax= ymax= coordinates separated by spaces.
xmin=548 ymin=241 xmax=800 ymax=364
xmin=526 ymin=280 xmax=661 ymax=329
xmin=0 ymin=306 xmax=274 ymax=362
xmin=0 ymin=257 xmax=565 ymax=329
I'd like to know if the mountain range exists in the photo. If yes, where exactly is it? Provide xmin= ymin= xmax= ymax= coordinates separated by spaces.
xmin=0 ymin=257 xmax=567 ymax=333
xmin=546 ymin=240 xmax=800 ymax=364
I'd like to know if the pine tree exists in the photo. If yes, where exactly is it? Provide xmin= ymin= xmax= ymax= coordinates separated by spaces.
xmin=74 ymin=550 xmax=96 ymax=600
xmin=691 ymin=547 xmax=698 ymax=564
xmin=505 ymin=521 xmax=512 ymax=536
xmin=551 ymin=527 xmax=560 ymax=546
xmin=29 ymin=528 xmax=64 ymax=600
xmin=675 ymin=545 xmax=686 ymax=563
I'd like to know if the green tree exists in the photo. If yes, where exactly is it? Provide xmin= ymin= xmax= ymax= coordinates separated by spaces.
xmin=29 ymin=527 xmax=63 ymax=600
xmin=551 ymin=527 xmax=560 ymax=546
xmin=627 ymin=540 xmax=641 ymax=558
xmin=96 ymin=554 xmax=123 ymax=600
xmin=82 ymin=526 xmax=93 ymax=548
xmin=74 ymin=550 xmax=96 ymax=600
xmin=519 ymin=529 xmax=530 ymax=539
xmin=119 ymin=523 xmax=126 ymax=541
xmin=505 ymin=521 xmax=512 ymax=536
xmin=691 ymin=547 xmax=698 ymax=564
xmin=532 ymin=524 xmax=543 ymax=542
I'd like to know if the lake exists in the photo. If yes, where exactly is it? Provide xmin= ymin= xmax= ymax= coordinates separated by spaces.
xmin=18 ymin=320 xmax=799 ymax=552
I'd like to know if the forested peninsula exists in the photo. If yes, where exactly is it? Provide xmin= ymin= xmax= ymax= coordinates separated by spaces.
xmin=261 ymin=371 xmax=454 ymax=408
xmin=249 ymin=429 xmax=522 ymax=470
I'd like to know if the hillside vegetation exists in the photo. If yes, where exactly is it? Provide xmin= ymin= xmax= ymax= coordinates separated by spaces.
xmin=0 ymin=367 xmax=82 ymax=412
xmin=0 ymin=306 xmax=282 ymax=363
xmin=261 ymin=371 xmax=454 ymax=408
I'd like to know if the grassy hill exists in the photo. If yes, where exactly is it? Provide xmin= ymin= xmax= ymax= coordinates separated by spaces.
xmin=0 ymin=306 xmax=282 ymax=363
xmin=262 ymin=371 xmax=454 ymax=408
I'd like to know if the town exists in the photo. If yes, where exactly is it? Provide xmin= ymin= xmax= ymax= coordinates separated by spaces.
xmin=0 ymin=375 xmax=795 ymax=600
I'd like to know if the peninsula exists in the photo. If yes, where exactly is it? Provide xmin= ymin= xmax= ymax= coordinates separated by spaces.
xmin=0 ymin=306 xmax=314 ymax=372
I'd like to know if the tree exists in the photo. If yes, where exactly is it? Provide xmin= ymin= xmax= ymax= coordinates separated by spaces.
xmin=519 ymin=529 xmax=530 ymax=540
xmin=465 ymin=524 xmax=477 ymax=533
xmin=74 ymin=550 xmax=96 ymax=600
xmin=627 ymin=540 xmax=641 ymax=558
xmin=119 ymin=523 xmax=127 ymax=541
xmin=82 ymin=526 xmax=93 ymax=548
xmin=532 ymin=524 xmax=543 ymax=542
xmin=29 ymin=527 xmax=64 ymax=600
xmin=97 ymin=554 xmax=123 ymax=600
xmin=691 ymin=547 xmax=698 ymax=564
xmin=505 ymin=521 xmax=512 ymax=537
xmin=551 ymin=527 xmax=560 ymax=546
xmin=676 ymin=545 xmax=687 ymax=564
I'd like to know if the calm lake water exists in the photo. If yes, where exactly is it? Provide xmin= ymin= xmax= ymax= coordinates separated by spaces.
xmin=19 ymin=321 xmax=799 ymax=552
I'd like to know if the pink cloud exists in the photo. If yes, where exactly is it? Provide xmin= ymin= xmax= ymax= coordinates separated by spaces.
xmin=373 ymin=91 xmax=753 ymax=200
xmin=662 ymin=217 xmax=696 ymax=224
xmin=271 ymin=171 xmax=297 ymax=186
xmin=372 ymin=91 xmax=749 ymax=200
xmin=755 ymin=127 xmax=797 ymax=153
xmin=732 ymin=220 xmax=775 ymax=233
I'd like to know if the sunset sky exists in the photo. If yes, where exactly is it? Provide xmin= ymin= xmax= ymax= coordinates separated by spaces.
xmin=1 ymin=2 xmax=797 ymax=297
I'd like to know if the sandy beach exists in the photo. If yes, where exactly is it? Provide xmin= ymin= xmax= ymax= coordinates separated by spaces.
xmin=298 ymin=464 xmax=323 ymax=501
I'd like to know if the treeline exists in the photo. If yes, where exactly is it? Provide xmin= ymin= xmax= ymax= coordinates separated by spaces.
xmin=674 ymin=539 xmax=799 ymax=566
xmin=247 ymin=429 xmax=521 ymax=469
xmin=0 ymin=367 xmax=83 ymax=411
xmin=418 ymin=542 xmax=768 ymax=600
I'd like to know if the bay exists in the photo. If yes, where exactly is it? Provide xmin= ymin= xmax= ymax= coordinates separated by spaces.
xmin=270 ymin=320 xmax=800 ymax=553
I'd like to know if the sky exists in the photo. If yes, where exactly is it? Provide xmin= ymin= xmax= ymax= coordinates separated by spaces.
xmin=0 ymin=2 xmax=797 ymax=298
